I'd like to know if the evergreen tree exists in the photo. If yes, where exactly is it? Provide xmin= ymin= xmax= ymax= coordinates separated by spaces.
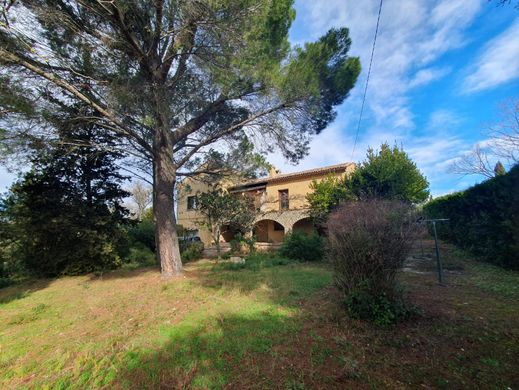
xmin=1 ymin=105 xmax=130 ymax=276
xmin=346 ymin=143 xmax=430 ymax=203
xmin=494 ymin=161 xmax=506 ymax=176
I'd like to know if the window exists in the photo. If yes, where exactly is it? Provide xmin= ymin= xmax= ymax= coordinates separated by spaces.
xmin=279 ymin=189 xmax=289 ymax=210
xmin=187 ymin=196 xmax=197 ymax=210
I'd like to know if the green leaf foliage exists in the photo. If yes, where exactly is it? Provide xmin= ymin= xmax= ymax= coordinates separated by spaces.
xmin=346 ymin=143 xmax=430 ymax=203
xmin=0 ymin=109 xmax=130 ymax=277
xmin=306 ymin=175 xmax=353 ymax=226
xmin=1 ymin=0 xmax=360 ymax=168
xmin=307 ymin=143 xmax=429 ymax=226
xmin=278 ymin=231 xmax=324 ymax=262
xmin=424 ymin=164 xmax=519 ymax=269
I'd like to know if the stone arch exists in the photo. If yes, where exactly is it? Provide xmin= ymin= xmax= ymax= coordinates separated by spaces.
xmin=292 ymin=217 xmax=315 ymax=235
xmin=254 ymin=209 xmax=309 ymax=230
xmin=253 ymin=219 xmax=285 ymax=243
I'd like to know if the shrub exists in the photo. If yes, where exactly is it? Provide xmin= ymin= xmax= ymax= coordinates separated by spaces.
xmin=424 ymin=164 xmax=519 ymax=269
xmin=0 ymin=277 xmax=12 ymax=289
xmin=344 ymin=281 xmax=411 ymax=326
xmin=215 ymin=252 xmax=294 ymax=271
xmin=127 ymin=220 xmax=156 ymax=252
xmin=181 ymin=242 xmax=204 ymax=263
xmin=327 ymin=200 xmax=417 ymax=324
xmin=279 ymin=231 xmax=323 ymax=262
xmin=124 ymin=244 xmax=156 ymax=268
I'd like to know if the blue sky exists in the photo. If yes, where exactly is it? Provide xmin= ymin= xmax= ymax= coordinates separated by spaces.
xmin=1 ymin=0 xmax=518 ymax=196
xmin=267 ymin=0 xmax=519 ymax=196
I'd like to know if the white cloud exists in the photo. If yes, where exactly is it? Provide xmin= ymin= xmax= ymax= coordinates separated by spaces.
xmin=404 ymin=109 xmax=466 ymax=178
xmin=409 ymin=67 xmax=451 ymax=88
xmin=272 ymin=0 xmax=482 ymax=187
xmin=463 ymin=17 xmax=519 ymax=93
xmin=427 ymin=109 xmax=463 ymax=129
xmin=268 ymin=120 xmax=356 ymax=173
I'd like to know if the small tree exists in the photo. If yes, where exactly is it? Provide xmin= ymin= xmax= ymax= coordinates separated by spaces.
xmin=306 ymin=175 xmax=353 ymax=227
xmin=346 ymin=143 xmax=430 ymax=203
xmin=196 ymin=189 xmax=256 ymax=257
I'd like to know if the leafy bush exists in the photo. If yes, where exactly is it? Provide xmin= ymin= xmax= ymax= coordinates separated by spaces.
xmin=127 ymin=220 xmax=156 ymax=252
xmin=181 ymin=242 xmax=204 ymax=263
xmin=120 ymin=220 xmax=158 ymax=268
xmin=424 ymin=164 xmax=519 ymax=269
xmin=124 ymin=244 xmax=156 ymax=268
xmin=279 ymin=231 xmax=323 ymax=262
xmin=327 ymin=200 xmax=417 ymax=325
xmin=344 ymin=281 xmax=412 ymax=326
xmin=0 ymin=277 xmax=12 ymax=289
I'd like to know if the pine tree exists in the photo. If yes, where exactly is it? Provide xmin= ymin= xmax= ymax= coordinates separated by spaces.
xmin=1 ymin=104 xmax=130 ymax=276
xmin=1 ymin=1 xmax=361 ymax=276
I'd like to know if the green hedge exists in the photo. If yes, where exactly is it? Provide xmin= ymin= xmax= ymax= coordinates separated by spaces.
xmin=423 ymin=164 xmax=519 ymax=269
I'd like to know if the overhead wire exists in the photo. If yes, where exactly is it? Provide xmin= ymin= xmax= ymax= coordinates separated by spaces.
xmin=351 ymin=0 xmax=384 ymax=160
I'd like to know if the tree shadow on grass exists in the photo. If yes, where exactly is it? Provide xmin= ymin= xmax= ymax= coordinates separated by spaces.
xmin=111 ymin=262 xmax=335 ymax=389
xmin=1 ymin=266 xmax=160 ymax=305
xmin=0 ymin=279 xmax=52 ymax=305
xmin=87 ymin=265 xmax=160 ymax=281
xmin=195 ymin=261 xmax=333 ymax=305
xmin=113 ymin=308 xmax=298 ymax=389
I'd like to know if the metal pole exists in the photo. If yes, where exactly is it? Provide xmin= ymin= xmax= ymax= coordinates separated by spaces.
xmin=432 ymin=221 xmax=443 ymax=284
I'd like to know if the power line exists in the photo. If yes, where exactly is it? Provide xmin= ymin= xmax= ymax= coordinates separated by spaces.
xmin=351 ymin=0 xmax=384 ymax=160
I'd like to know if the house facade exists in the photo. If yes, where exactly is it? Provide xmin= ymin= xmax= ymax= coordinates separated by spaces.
xmin=176 ymin=162 xmax=355 ymax=247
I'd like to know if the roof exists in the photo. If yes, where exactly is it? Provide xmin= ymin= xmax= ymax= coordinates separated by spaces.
xmin=228 ymin=162 xmax=354 ymax=192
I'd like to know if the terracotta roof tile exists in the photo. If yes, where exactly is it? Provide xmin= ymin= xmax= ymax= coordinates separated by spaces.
xmin=229 ymin=162 xmax=354 ymax=190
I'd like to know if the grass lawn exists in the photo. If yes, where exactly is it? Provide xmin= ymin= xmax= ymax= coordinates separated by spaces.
xmin=1 ymin=241 xmax=518 ymax=389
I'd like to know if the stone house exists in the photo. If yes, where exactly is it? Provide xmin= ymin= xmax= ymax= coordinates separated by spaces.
xmin=176 ymin=162 xmax=355 ymax=248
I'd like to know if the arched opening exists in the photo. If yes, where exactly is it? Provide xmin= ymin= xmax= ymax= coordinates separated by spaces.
xmin=292 ymin=217 xmax=316 ymax=235
xmin=221 ymin=224 xmax=241 ymax=243
xmin=253 ymin=219 xmax=285 ymax=243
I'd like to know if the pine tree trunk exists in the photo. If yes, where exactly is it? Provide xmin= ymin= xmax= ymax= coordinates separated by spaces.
xmin=153 ymin=129 xmax=183 ymax=277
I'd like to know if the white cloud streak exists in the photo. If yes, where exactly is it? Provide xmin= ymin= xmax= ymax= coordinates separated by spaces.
xmin=409 ymin=67 xmax=451 ymax=88
xmin=271 ymin=0 xmax=483 ymax=196
xmin=463 ymin=17 xmax=519 ymax=93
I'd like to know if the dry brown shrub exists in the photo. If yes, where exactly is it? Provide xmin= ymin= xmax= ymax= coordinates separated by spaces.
xmin=326 ymin=199 xmax=418 ymax=302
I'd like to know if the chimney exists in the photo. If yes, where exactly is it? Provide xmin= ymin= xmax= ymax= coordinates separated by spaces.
xmin=269 ymin=166 xmax=280 ymax=177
